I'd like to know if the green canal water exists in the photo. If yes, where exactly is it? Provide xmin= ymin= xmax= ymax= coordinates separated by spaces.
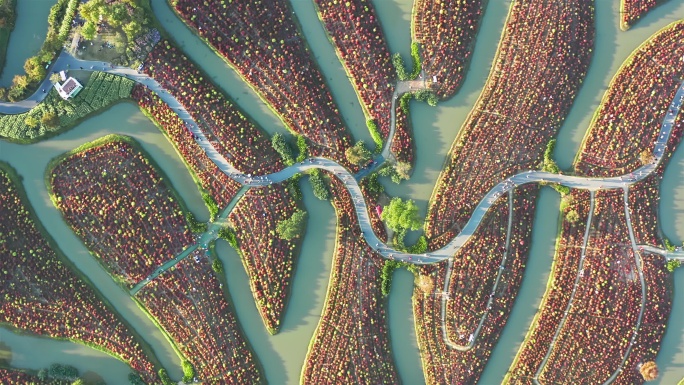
xmin=1 ymin=0 xmax=683 ymax=383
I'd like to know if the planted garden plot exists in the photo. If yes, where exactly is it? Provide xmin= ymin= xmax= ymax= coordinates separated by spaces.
xmin=135 ymin=256 xmax=262 ymax=383
xmin=412 ymin=0 xmax=485 ymax=99
xmin=390 ymin=96 xmax=415 ymax=166
xmin=620 ymin=0 xmax=669 ymax=31
xmin=302 ymin=176 xmax=398 ymax=385
xmin=575 ymin=22 xmax=684 ymax=177
xmin=0 ymin=368 xmax=68 ymax=385
xmin=132 ymin=84 xmax=241 ymax=207
xmin=0 ymin=72 xmax=134 ymax=142
xmin=414 ymin=185 xmax=536 ymax=384
xmin=535 ymin=190 xmax=642 ymax=384
xmin=141 ymin=40 xmax=283 ymax=175
xmin=425 ymin=0 xmax=594 ymax=248
xmin=0 ymin=163 xmax=157 ymax=383
xmin=170 ymin=0 xmax=354 ymax=166
xmin=313 ymin=0 xmax=395 ymax=139
xmin=227 ymin=184 xmax=304 ymax=334
xmin=506 ymin=190 xmax=592 ymax=384
xmin=48 ymin=136 xmax=194 ymax=288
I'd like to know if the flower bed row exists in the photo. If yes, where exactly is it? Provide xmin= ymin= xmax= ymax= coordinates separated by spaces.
xmin=358 ymin=176 xmax=388 ymax=243
xmin=48 ymin=136 xmax=194 ymax=288
xmin=536 ymin=191 xmax=643 ymax=384
xmin=141 ymin=40 xmax=283 ymax=175
xmin=443 ymin=194 xmax=509 ymax=345
xmin=227 ymin=184 xmax=303 ymax=334
xmin=412 ymin=0 xmax=485 ymax=99
xmin=0 ymin=163 xmax=157 ymax=383
xmin=619 ymin=0 xmax=667 ymax=31
xmin=302 ymin=176 xmax=398 ymax=384
xmin=425 ymin=0 xmax=594 ymax=249
xmin=390 ymin=96 xmax=415 ymax=166
xmin=170 ymin=0 xmax=353 ymax=165
xmin=0 ymin=71 xmax=134 ymax=143
xmin=135 ymin=256 xmax=262 ymax=383
xmin=506 ymin=190 xmax=592 ymax=383
xmin=414 ymin=185 xmax=536 ymax=384
xmin=132 ymin=84 xmax=241 ymax=207
xmin=575 ymin=21 xmax=684 ymax=177
xmin=313 ymin=0 xmax=395 ymax=139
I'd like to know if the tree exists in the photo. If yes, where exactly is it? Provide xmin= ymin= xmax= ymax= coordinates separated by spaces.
xmin=345 ymin=140 xmax=372 ymax=165
xmin=42 ymin=112 xmax=60 ymax=128
xmin=640 ymin=149 xmax=655 ymax=165
xmin=309 ymin=169 xmax=329 ymax=200
xmin=182 ymin=360 xmax=196 ymax=383
xmin=271 ymin=132 xmax=295 ymax=165
xmin=50 ymin=72 xmax=61 ymax=84
xmin=123 ymin=20 xmax=142 ymax=39
xmin=639 ymin=361 xmax=658 ymax=381
xmin=276 ymin=209 xmax=307 ymax=240
xmin=71 ymin=379 xmax=86 ymax=385
xmin=666 ymin=259 xmax=681 ymax=273
xmin=566 ymin=209 xmax=580 ymax=223
xmin=394 ymin=161 xmax=412 ymax=181
xmin=381 ymin=197 xmax=422 ymax=232
xmin=24 ymin=115 xmax=39 ymax=128
xmin=23 ymin=56 xmax=46 ymax=82
xmin=81 ymin=20 xmax=97 ymax=40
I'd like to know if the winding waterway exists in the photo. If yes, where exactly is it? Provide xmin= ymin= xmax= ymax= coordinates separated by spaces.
xmin=1 ymin=0 xmax=684 ymax=384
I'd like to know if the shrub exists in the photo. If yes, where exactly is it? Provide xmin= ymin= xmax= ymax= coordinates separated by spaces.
xmin=202 ymin=192 xmax=219 ymax=221
xmin=211 ymin=258 xmax=224 ymax=274
xmin=158 ymin=369 xmax=174 ymax=385
xmin=276 ymin=209 xmax=307 ymax=240
xmin=182 ymin=360 xmax=196 ymax=383
xmin=666 ymin=259 xmax=681 ymax=273
xmin=366 ymin=119 xmax=383 ymax=152
xmin=296 ymin=135 xmax=309 ymax=162
xmin=218 ymin=226 xmax=238 ymax=249
xmin=309 ymin=169 xmax=330 ymax=200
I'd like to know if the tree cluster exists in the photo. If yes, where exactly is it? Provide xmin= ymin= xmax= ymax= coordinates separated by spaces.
xmin=276 ymin=208 xmax=307 ymax=240
xmin=345 ymin=140 xmax=372 ymax=166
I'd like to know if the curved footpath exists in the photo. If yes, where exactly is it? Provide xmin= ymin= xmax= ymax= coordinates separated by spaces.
xmin=2 ymin=52 xmax=683 ymax=268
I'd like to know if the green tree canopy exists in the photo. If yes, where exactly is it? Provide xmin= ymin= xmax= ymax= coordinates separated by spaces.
xmin=345 ymin=140 xmax=372 ymax=165
xmin=24 ymin=115 xmax=39 ymax=128
xmin=276 ymin=209 xmax=307 ymax=240
xmin=381 ymin=197 xmax=422 ymax=232
xmin=41 ymin=112 xmax=60 ymax=128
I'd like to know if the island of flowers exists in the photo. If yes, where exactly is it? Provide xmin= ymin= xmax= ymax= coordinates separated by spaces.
xmin=302 ymin=176 xmax=398 ymax=384
xmin=620 ymin=0 xmax=669 ymax=31
xmin=227 ymin=184 xmax=304 ymax=334
xmin=506 ymin=21 xmax=684 ymax=384
xmin=424 ymin=0 xmax=594 ymax=250
xmin=135 ymin=255 xmax=262 ymax=383
xmin=0 ymin=368 xmax=67 ymax=385
xmin=0 ymin=162 xmax=158 ymax=383
xmin=313 ymin=0 xmax=395 ymax=140
xmin=132 ymin=84 xmax=241 ymax=208
xmin=140 ymin=39 xmax=284 ymax=176
xmin=47 ymin=135 xmax=195 ymax=288
xmin=411 ymin=0 xmax=486 ymax=99
xmin=169 ymin=0 xmax=354 ymax=166
xmin=574 ymin=21 xmax=684 ymax=178
xmin=413 ymin=186 xmax=536 ymax=384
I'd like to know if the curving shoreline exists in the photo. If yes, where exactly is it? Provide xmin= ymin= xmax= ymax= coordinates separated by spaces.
xmin=2 ymin=52 xmax=684 ymax=268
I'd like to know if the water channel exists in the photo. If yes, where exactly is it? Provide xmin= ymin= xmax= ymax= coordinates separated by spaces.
xmin=1 ymin=0 xmax=683 ymax=383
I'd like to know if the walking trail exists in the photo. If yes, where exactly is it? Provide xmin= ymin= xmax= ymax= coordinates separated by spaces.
xmin=4 ymin=52 xmax=683 ymax=379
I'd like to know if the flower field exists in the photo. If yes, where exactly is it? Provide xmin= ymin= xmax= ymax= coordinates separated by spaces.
xmin=534 ymin=190 xmax=643 ymax=384
xmin=141 ymin=40 xmax=283 ymax=175
xmin=48 ymin=136 xmax=194 ymax=288
xmin=414 ymin=186 xmax=536 ymax=384
xmin=313 ymin=0 xmax=395 ymax=140
xmin=0 ymin=162 xmax=158 ymax=383
xmin=227 ymin=184 xmax=304 ymax=334
xmin=0 ymin=72 xmax=134 ymax=143
xmin=574 ymin=21 xmax=684 ymax=178
xmin=135 ymin=256 xmax=262 ymax=383
xmin=443 ymin=194 xmax=510 ymax=345
xmin=132 ymin=84 xmax=241 ymax=207
xmin=505 ymin=190 xmax=592 ymax=384
xmin=390 ymin=97 xmax=415 ymax=166
xmin=412 ymin=0 xmax=485 ymax=99
xmin=358 ymin=177 xmax=388 ymax=243
xmin=424 ymin=0 xmax=594 ymax=249
xmin=169 ymin=0 xmax=353 ymax=165
xmin=302 ymin=176 xmax=398 ymax=384
xmin=620 ymin=0 xmax=668 ymax=31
